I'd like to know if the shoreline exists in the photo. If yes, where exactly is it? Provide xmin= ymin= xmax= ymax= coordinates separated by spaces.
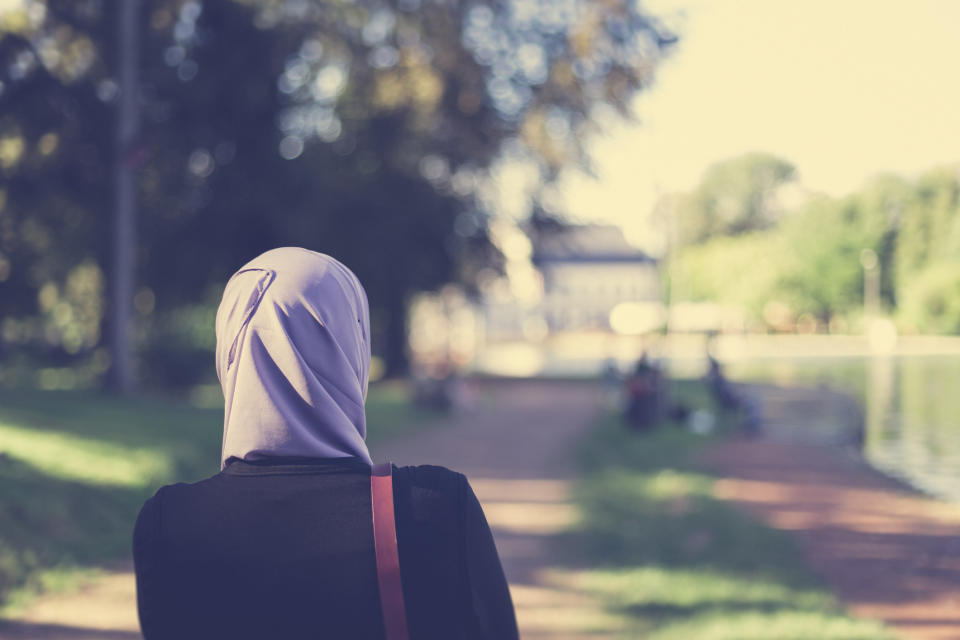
xmin=705 ymin=384 xmax=960 ymax=640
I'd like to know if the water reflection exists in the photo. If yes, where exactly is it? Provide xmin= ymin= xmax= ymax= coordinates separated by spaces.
xmin=726 ymin=356 xmax=960 ymax=503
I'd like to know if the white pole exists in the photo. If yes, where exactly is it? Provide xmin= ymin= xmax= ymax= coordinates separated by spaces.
xmin=860 ymin=248 xmax=880 ymax=319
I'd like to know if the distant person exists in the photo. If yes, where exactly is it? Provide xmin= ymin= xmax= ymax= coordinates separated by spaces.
xmin=706 ymin=353 xmax=738 ymax=409
xmin=601 ymin=358 xmax=622 ymax=408
xmin=133 ymin=248 xmax=518 ymax=640
xmin=412 ymin=359 xmax=459 ymax=410
xmin=625 ymin=354 xmax=660 ymax=430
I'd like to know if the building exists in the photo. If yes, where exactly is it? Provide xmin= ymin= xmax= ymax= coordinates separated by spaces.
xmin=412 ymin=224 xmax=664 ymax=377
xmin=533 ymin=225 xmax=662 ymax=335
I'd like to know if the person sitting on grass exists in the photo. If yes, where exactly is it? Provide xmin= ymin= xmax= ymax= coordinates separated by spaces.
xmin=133 ymin=247 xmax=518 ymax=640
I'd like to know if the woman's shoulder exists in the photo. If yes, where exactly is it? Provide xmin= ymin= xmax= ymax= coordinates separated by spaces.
xmin=135 ymin=473 xmax=227 ymax=526
xmin=146 ymin=472 xmax=223 ymax=500
xmin=393 ymin=463 xmax=466 ymax=488
xmin=391 ymin=464 xmax=473 ymax=521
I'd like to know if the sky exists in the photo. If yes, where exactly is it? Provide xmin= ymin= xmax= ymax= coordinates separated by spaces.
xmin=557 ymin=0 xmax=960 ymax=252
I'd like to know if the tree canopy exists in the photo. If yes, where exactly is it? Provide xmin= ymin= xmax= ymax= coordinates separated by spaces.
xmin=0 ymin=0 xmax=675 ymax=385
xmin=670 ymin=158 xmax=960 ymax=333
xmin=673 ymin=152 xmax=797 ymax=246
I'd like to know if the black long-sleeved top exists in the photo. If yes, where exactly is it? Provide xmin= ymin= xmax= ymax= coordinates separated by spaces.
xmin=133 ymin=457 xmax=518 ymax=640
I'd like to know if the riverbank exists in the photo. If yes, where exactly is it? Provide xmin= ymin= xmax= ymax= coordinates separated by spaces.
xmin=706 ymin=383 xmax=960 ymax=640
xmin=551 ymin=381 xmax=890 ymax=639
xmin=475 ymin=333 xmax=960 ymax=379
xmin=4 ymin=379 xmax=953 ymax=639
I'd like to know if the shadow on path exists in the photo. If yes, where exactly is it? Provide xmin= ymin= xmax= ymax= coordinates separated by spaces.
xmin=0 ymin=621 xmax=142 ymax=640
xmin=706 ymin=383 xmax=960 ymax=640
xmin=6 ymin=380 xmax=607 ymax=640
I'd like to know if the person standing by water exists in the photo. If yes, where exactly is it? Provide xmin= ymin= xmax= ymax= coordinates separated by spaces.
xmin=133 ymin=247 xmax=518 ymax=639
xmin=625 ymin=354 xmax=661 ymax=430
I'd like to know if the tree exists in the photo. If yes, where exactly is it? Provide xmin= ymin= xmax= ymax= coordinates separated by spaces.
xmin=670 ymin=230 xmax=787 ymax=320
xmin=895 ymin=165 xmax=960 ymax=283
xmin=775 ymin=175 xmax=905 ymax=325
xmin=0 ymin=0 xmax=115 ymax=369
xmin=671 ymin=170 xmax=906 ymax=329
xmin=894 ymin=165 xmax=960 ymax=332
xmin=673 ymin=152 xmax=796 ymax=246
xmin=110 ymin=0 xmax=142 ymax=392
xmin=0 ymin=0 xmax=676 ymax=384
xmin=898 ymin=262 xmax=960 ymax=334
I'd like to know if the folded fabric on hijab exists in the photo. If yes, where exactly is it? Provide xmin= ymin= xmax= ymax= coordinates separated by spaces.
xmin=215 ymin=247 xmax=373 ymax=468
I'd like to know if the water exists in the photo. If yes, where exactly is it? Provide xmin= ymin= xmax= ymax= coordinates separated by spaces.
xmin=724 ymin=355 xmax=960 ymax=503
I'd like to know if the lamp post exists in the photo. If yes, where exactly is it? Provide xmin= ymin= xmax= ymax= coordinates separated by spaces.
xmin=860 ymin=248 xmax=880 ymax=319
xmin=860 ymin=248 xmax=898 ymax=353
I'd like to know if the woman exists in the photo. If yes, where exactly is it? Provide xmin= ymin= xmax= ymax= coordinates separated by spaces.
xmin=133 ymin=247 xmax=518 ymax=639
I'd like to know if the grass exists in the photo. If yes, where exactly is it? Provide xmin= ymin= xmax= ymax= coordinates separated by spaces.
xmin=0 ymin=380 xmax=442 ymax=612
xmin=555 ymin=380 xmax=894 ymax=640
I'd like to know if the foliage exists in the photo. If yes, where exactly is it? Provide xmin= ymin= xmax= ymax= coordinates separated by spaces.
xmin=895 ymin=166 xmax=960 ymax=281
xmin=898 ymin=262 xmax=960 ymax=334
xmin=669 ymin=158 xmax=960 ymax=332
xmin=0 ymin=0 xmax=675 ymax=380
xmin=776 ymin=191 xmax=889 ymax=323
xmin=673 ymin=153 xmax=796 ymax=246
xmin=670 ymin=230 xmax=787 ymax=319
xmin=554 ymin=381 xmax=893 ymax=639
xmin=0 ymin=381 xmax=440 ymax=608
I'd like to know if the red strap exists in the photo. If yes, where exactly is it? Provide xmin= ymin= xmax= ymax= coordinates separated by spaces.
xmin=371 ymin=462 xmax=410 ymax=640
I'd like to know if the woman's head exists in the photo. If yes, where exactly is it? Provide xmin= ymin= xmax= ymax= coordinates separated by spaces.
xmin=215 ymin=247 xmax=372 ymax=468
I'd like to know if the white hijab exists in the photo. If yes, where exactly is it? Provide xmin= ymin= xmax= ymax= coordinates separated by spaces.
xmin=215 ymin=247 xmax=373 ymax=469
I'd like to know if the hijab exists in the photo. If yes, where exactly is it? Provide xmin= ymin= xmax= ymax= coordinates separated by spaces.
xmin=215 ymin=247 xmax=373 ymax=469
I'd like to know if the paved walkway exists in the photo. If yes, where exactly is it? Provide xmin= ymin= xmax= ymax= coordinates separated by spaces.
xmin=706 ymin=384 xmax=960 ymax=640
xmin=0 ymin=380 xmax=605 ymax=640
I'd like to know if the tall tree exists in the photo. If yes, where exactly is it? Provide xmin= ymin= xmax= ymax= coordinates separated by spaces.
xmin=896 ymin=166 xmax=960 ymax=281
xmin=0 ymin=0 xmax=676 ymax=384
xmin=109 ymin=0 xmax=142 ymax=392
xmin=673 ymin=152 xmax=796 ymax=246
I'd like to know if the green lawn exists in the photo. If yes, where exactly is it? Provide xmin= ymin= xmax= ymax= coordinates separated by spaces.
xmin=0 ymin=381 xmax=441 ymax=611
xmin=555 ymin=380 xmax=894 ymax=640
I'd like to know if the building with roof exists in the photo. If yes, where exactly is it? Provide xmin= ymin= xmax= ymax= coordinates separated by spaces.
xmin=533 ymin=224 xmax=663 ymax=335
xmin=413 ymin=224 xmax=664 ymax=377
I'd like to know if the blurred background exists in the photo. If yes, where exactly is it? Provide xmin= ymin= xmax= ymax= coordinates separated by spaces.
xmin=2 ymin=0 xmax=960 ymax=637
xmin=0 ymin=0 xmax=676 ymax=391
xmin=2 ymin=0 xmax=958 ymax=499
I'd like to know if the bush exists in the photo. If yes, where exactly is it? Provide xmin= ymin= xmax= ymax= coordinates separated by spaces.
xmin=898 ymin=262 xmax=960 ymax=334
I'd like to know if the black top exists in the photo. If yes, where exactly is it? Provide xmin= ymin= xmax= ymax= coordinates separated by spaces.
xmin=133 ymin=457 xmax=518 ymax=640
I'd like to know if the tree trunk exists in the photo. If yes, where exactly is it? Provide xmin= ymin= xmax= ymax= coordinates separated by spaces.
xmin=108 ymin=0 xmax=141 ymax=393
xmin=383 ymin=290 xmax=410 ymax=378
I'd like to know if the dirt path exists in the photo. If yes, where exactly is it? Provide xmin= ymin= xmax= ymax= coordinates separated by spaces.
xmin=0 ymin=569 xmax=142 ymax=640
xmin=0 ymin=380 xmax=605 ymax=640
xmin=705 ymin=384 xmax=960 ymax=640
xmin=377 ymin=380 xmax=611 ymax=639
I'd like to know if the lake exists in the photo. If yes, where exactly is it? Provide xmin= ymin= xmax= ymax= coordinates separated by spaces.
xmin=724 ymin=355 xmax=960 ymax=502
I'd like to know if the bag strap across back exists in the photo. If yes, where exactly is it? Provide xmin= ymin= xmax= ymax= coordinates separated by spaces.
xmin=371 ymin=462 xmax=410 ymax=640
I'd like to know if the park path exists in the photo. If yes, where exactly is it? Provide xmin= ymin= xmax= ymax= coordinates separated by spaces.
xmin=0 ymin=380 xmax=607 ymax=640
xmin=377 ymin=379 xmax=614 ymax=639
xmin=706 ymin=383 xmax=960 ymax=640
